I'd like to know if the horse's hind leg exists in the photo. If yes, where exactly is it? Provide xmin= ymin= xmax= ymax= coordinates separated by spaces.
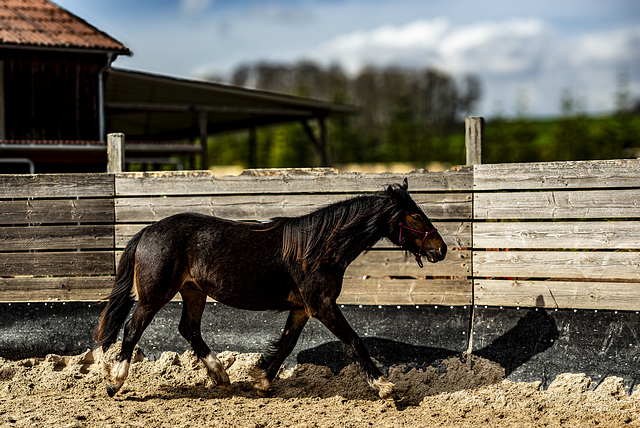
xmin=106 ymin=300 xmax=162 ymax=397
xmin=179 ymin=284 xmax=230 ymax=389
xmin=252 ymin=308 xmax=309 ymax=397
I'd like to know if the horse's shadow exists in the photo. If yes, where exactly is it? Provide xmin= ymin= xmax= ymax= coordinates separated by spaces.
xmin=286 ymin=306 xmax=559 ymax=404
xmin=126 ymin=306 xmax=558 ymax=406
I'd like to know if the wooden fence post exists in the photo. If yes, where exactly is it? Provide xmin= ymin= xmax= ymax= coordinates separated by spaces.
xmin=107 ymin=133 xmax=125 ymax=173
xmin=465 ymin=117 xmax=484 ymax=166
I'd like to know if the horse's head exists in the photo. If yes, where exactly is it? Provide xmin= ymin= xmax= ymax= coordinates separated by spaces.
xmin=386 ymin=178 xmax=447 ymax=267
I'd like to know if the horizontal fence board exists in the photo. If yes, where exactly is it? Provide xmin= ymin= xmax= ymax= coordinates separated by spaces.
xmin=346 ymin=250 xmax=470 ymax=278
xmin=0 ymin=198 xmax=114 ymax=225
xmin=338 ymin=278 xmax=472 ymax=306
xmin=474 ymin=189 xmax=640 ymax=219
xmin=473 ymin=251 xmax=640 ymax=280
xmin=0 ymin=225 xmax=114 ymax=251
xmin=113 ymin=248 xmax=469 ymax=277
xmin=474 ymin=279 xmax=640 ymax=311
xmin=115 ymin=169 xmax=473 ymax=196
xmin=0 ymin=276 xmax=114 ymax=302
xmin=0 ymin=251 xmax=114 ymax=276
xmin=474 ymin=159 xmax=640 ymax=190
xmin=114 ymin=221 xmax=471 ymax=251
xmin=473 ymin=221 xmax=640 ymax=250
xmin=0 ymin=174 xmax=114 ymax=199
xmin=115 ymin=193 xmax=471 ymax=223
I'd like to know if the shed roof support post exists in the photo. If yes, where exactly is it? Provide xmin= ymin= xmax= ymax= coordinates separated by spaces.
xmin=248 ymin=127 xmax=257 ymax=169
xmin=107 ymin=132 xmax=125 ymax=173
xmin=465 ymin=116 xmax=484 ymax=166
xmin=301 ymin=117 xmax=330 ymax=167
xmin=198 ymin=110 xmax=209 ymax=170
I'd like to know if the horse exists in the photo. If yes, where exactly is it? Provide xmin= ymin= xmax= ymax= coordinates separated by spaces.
xmin=95 ymin=178 xmax=447 ymax=400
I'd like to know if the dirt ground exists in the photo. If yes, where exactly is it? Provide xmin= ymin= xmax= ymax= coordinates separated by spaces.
xmin=0 ymin=344 xmax=638 ymax=427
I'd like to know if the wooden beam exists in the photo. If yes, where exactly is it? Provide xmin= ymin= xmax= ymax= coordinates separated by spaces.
xmin=113 ymin=193 xmax=471 ymax=223
xmin=0 ymin=198 xmax=114 ymax=224
xmin=114 ymin=169 xmax=473 ymax=196
xmin=107 ymin=133 xmax=125 ymax=173
xmin=473 ymin=251 xmax=640 ymax=281
xmin=474 ymin=189 xmax=640 ymax=219
xmin=465 ymin=116 xmax=483 ymax=166
xmin=0 ymin=174 xmax=114 ymax=198
xmin=0 ymin=251 xmax=114 ymax=276
xmin=475 ymin=279 xmax=640 ymax=311
xmin=0 ymin=276 xmax=113 ymax=302
xmin=474 ymin=221 xmax=640 ymax=249
xmin=248 ymin=127 xmax=257 ymax=168
xmin=339 ymin=278 xmax=472 ymax=306
xmin=199 ymin=111 xmax=209 ymax=170
xmin=106 ymin=101 xmax=315 ymax=116
xmin=474 ymin=159 xmax=640 ymax=191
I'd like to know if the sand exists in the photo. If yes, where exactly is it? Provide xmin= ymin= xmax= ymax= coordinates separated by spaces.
xmin=0 ymin=344 xmax=638 ymax=427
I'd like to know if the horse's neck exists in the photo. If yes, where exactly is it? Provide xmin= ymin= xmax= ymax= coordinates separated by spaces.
xmin=338 ymin=204 xmax=389 ymax=267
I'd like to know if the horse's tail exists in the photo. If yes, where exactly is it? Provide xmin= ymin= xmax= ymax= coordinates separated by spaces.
xmin=94 ymin=227 xmax=146 ymax=351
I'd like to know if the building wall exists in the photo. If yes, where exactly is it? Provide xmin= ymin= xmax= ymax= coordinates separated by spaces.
xmin=1 ymin=49 xmax=107 ymax=140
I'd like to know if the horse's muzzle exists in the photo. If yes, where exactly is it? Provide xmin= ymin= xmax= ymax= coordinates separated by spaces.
xmin=425 ymin=244 xmax=447 ymax=263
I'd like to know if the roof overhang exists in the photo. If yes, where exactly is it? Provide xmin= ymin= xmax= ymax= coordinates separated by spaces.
xmin=105 ymin=68 xmax=360 ymax=140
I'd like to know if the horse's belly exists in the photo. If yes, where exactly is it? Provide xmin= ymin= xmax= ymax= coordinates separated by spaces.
xmin=195 ymin=269 xmax=301 ymax=311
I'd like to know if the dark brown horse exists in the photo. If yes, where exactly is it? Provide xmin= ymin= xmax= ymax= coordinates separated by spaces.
xmin=95 ymin=179 xmax=446 ymax=399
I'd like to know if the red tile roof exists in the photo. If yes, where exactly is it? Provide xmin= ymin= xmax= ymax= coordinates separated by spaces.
xmin=0 ymin=0 xmax=130 ymax=53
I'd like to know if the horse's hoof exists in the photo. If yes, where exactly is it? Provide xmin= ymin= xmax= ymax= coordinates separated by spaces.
xmin=373 ymin=376 xmax=396 ymax=400
xmin=106 ymin=384 xmax=118 ymax=398
xmin=256 ymin=389 xmax=270 ymax=398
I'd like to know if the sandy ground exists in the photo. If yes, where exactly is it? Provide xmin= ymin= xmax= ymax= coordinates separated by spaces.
xmin=0 ymin=344 xmax=638 ymax=427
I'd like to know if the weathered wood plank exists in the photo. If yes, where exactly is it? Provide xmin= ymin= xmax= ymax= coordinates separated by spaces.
xmin=338 ymin=278 xmax=472 ymax=306
xmin=0 ymin=225 xmax=114 ymax=251
xmin=474 ymin=279 xmax=640 ymax=311
xmin=473 ymin=251 xmax=640 ymax=280
xmin=0 ymin=276 xmax=114 ymax=302
xmin=473 ymin=221 xmax=640 ymax=249
xmin=0 ymin=251 xmax=114 ymax=276
xmin=474 ymin=159 xmax=640 ymax=191
xmin=346 ymin=250 xmax=470 ymax=278
xmin=115 ymin=222 xmax=471 ymax=250
xmin=115 ymin=169 xmax=473 ymax=196
xmin=0 ymin=198 xmax=114 ymax=224
xmin=114 ymin=249 xmax=469 ymax=278
xmin=115 ymin=193 xmax=471 ymax=223
xmin=474 ymin=189 xmax=640 ymax=219
xmin=0 ymin=174 xmax=114 ymax=198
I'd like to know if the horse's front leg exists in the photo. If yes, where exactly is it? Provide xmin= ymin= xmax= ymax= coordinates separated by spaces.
xmin=251 ymin=308 xmax=309 ymax=396
xmin=312 ymin=299 xmax=397 ymax=400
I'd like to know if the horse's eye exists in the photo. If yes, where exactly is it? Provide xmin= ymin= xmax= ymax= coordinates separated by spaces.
xmin=411 ymin=214 xmax=421 ymax=221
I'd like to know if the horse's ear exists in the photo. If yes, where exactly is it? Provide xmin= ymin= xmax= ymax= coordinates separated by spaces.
xmin=402 ymin=178 xmax=408 ymax=191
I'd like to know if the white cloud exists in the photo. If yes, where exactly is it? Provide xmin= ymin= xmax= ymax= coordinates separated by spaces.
xmin=310 ymin=18 xmax=552 ymax=76
xmin=566 ymin=26 xmax=640 ymax=68
xmin=307 ymin=18 xmax=639 ymax=116
xmin=180 ymin=0 xmax=214 ymax=15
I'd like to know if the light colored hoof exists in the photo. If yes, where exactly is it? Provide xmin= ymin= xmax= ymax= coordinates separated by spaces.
xmin=373 ymin=376 xmax=397 ymax=400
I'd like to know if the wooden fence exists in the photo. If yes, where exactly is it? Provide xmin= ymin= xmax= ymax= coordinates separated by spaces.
xmin=1 ymin=159 xmax=639 ymax=311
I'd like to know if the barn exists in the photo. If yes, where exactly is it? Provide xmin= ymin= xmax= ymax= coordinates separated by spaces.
xmin=0 ymin=0 xmax=357 ymax=173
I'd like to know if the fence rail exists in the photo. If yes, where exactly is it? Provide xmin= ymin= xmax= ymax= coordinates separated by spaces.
xmin=1 ymin=159 xmax=638 ymax=310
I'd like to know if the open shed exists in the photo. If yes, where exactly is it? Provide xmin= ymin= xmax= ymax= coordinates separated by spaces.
xmin=0 ymin=0 xmax=358 ymax=173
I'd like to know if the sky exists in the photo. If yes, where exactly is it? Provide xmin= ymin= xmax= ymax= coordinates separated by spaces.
xmin=54 ymin=0 xmax=640 ymax=118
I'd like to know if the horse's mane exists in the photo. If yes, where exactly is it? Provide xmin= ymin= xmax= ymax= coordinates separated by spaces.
xmin=273 ymin=184 xmax=410 ymax=271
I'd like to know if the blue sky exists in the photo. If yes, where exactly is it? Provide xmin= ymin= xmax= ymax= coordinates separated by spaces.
xmin=55 ymin=0 xmax=640 ymax=117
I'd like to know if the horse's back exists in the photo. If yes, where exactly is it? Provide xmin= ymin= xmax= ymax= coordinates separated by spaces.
xmin=133 ymin=212 xmax=296 ymax=310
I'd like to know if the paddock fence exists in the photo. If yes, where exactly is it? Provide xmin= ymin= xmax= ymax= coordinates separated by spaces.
xmin=1 ymin=159 xmax=638 ymax=312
